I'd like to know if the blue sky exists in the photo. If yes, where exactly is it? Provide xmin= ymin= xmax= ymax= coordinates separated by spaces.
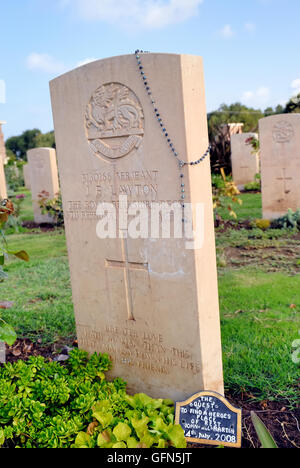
xmin=1 ymin=0 xmax=300 ymax=138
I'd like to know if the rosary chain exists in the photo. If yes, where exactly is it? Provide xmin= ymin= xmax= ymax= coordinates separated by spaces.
xmin=135 ymin=50 xmax=211 ymax=220
xmin=135 ymin=50 xmax=211 ymax=170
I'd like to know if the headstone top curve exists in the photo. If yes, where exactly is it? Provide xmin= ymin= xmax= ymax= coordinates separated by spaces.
xmin=50 ymin=53 xmax=202 ymax=84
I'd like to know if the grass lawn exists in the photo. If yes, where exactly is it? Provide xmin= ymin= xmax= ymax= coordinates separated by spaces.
xmin=0 ymin=232 xmax=75 ymax=345
xmin=12 ymin=189 xmax=35 ymax=222
xmin=0 ymin=191 xmax=299 ymax=405
xmin=217 ymin=192 xmax=263 ymax=220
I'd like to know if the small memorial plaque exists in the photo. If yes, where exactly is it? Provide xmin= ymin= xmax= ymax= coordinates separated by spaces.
xmin=175 ymin=391 xmax=242 ymax=448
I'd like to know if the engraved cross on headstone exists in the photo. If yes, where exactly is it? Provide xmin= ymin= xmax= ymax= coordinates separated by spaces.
xmin=105 ymin=231 xmax=148 ymax=321
xmin=277 ymin=168 xmax=292 ymax=194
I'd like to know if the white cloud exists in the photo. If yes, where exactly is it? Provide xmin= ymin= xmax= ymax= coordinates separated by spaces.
xmin=242 ymin=86 xmax=271 ymax=106
xmin=219 ymin=24 xmax=235 ymax=39
xmin=291 ymin=78 xmax=300 ymax=95
xmin=61 ymin=0 xmax=203 ymax=29
xmin=26 ymin=53 xmax=66 ymax=74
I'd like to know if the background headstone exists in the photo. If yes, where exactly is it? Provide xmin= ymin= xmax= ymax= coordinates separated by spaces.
xmin=259 ymin=114 xmax=300 ymax=219
xmin=23 ymin=164 xmax=32 ymax=190
xmin=27 ymin=147 xmax=60 ymax=224
xmin=220 ymin=123 xmax=244 ymax=141
xmin=50 ymin=53 xmax=224 ymax=401
xmin=231 ymin=133 xmax=259 ymax=188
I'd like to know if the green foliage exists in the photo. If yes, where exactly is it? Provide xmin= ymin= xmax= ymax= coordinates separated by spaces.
xmin=208 ymin=103 xmax=264 ymax=138
xmin=38 ymin=191 xmax=64 ymax=226
xmin=244 ymin=173 xmax=261 ymax=193
xmin=4 ymin=163 xmax=25 ymax=192
xmin=0 ymin=349 xmax=185 ymax=449
xmin=213 ymin=169 xmax=242 ymax=221
xmin=208 ymin=103 xmax=264 ymax=173
xmin=74 ymin=391 xmax=186 ymax=449
xmin=0 ymin=199 xmax=30 ymax=281
xmin=4 ymin=194 xmax=26 ymax=234
xmin=244 ymin=181 xmax=261 ymax=193
xmin=245 ymin=136 xmax=260 ymax=154
xmin=0 ymin=199 xmax=29 ymax=345
xmin=220 ymin=268 xmax=300 ymax=404
xmin=292 ymin=333 xmax=300 ymax=364
xmin=34 ymin=131 xmax=55 ymax=149
xmin=254 ymin=219 xmax=271 ymax=231
xmin=5 ymin=129 xmax=55 ymax=162
xmin=271 ymin=209 xmax=300 ymax=230
xmin=251 ymin=412 xmax=278 ymax=448
xmin=284 ymin=94 xmax=300 ymax=114
xmin=0 ymin=321 xmax=17 ymax=346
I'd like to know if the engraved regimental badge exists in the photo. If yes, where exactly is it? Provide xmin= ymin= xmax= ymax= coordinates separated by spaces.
xmin=272 ymin=121 xmax=294 ymax=144
xmin=85 ymin=83 xmax=144 ymax=162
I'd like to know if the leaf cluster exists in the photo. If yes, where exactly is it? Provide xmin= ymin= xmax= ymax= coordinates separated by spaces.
xmin=213 ymin=169 xmax=242 ymax=220
xmin=38 ymin=191 xmax=64 ymax=226
xmin=0 ymin=349 xmax=186 ymax=449
xmin=0 ymin=199 xmax=29 ymax=345
xmin=74 ymin=391 xmax=186 ymax=449
xmin=271 ymin=209 xmax=300 ymax=230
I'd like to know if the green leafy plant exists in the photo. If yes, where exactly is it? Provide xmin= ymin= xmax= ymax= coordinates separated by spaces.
xmin=74 ymin=392 xmax=186 ymax=449
xmin=271 ymin=209 xmax=300 ymax=230
xmin=292 ymin=332 xmax=300 ymax=364
xmin=0 ymin=199 xmax=29 ymax=345
xmin=38 ymin=191 xmax=64 ymax=226
xmin=213 ymin=168 xmax=242 ymax=221
xmin=245 ymin=136 xmax=260 ymax=154
xmin=251 ymin=412 xmax=278 ymax=449
xmin=254 ymin=219 xmax=271 ymax=231
xmin=4 ymin=163 xmax=25 ymax=192
xmin=244 ymin=174 xmax=261 ymax=193
xmin=0 ymin=349 xmax=186 ymax=449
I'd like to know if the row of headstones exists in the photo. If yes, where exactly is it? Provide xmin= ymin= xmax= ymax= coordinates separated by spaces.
xmin=2 ymin=116 xmax=299 ymax=223
xmin=48 ymin=54 xmax=300 ymax=402
xmin=0 ymin=148 xmax=59 ymax=223
xmin=231 ymin=114 xmax=300 ymax=219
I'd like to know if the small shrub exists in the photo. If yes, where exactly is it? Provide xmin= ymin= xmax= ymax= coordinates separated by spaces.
xmin=0 ymin=199 xmax=29 ymax=345
xmin=0 ymin=349 xmax=186 ymax=449
xmin=255 ymin=219 xmax=271 ymax=231
xmin=38 ymin=191 xmax=64 ymax=226
xmin=4 ymin=163 xmax=25 ymax=192
xmin=244 ymin=174 xmax=261 ymax=193
xmin=271 ymin=209 xmax=300 ymax=230
xmin=213 ymin=168 xmax=242 ymax=221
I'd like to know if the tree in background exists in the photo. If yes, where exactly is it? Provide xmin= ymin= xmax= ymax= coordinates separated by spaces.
xmin=284 ymin=93 xmax=300 ymax=114
xmin=208 ymin=103 xmax=264 ymax=174
xmin=208 ymin=103 xmax=284 ymax=174
xmin=5 ymin=129 xmax=55 ymax=161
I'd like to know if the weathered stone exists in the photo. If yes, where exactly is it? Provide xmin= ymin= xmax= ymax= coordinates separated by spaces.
xmin=259 ymin=114 xmax=300 ymax=219
xmin=231 ymin=133 xmax=259 ymax=187
xmin=23 ymin=164 xmax=32 ymax=190
xmin=27 ymin=148 xmax=60 ymax=224
xmin=50 ymin=53 xmax=224 ymax=400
